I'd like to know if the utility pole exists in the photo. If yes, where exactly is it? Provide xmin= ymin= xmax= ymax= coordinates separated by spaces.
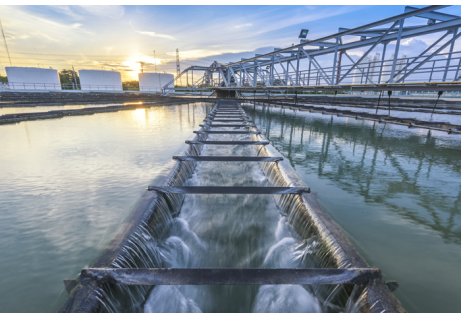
xmin=176 ymin=48 xmax=182 ymax=86
xmin=153 ymin=51 xmax=157 ymax=72
xmin=72 ymin=65 xmax=78 ymax=90
xmin=0 ymin=20 xmax=12 ymax=66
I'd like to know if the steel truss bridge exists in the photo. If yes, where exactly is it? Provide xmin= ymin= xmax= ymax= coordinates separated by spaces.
xmin=163 ymin=5 xmax=461 ymax=96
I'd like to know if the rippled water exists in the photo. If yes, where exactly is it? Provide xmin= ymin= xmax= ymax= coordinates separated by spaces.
xmin=0 ymin=102 xmax=211 ymax=312
xmin=243 ymin=103 xmax=461 ymax=313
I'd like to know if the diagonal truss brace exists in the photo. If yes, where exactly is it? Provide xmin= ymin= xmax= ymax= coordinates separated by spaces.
xmin=274 ymin=54 xmax=295 ymax=86
xmin=240 ymin=63 xmax=254 ymax=87
xmin=396 ymin=30 xmax=461 ymax=83
xmin=254 ymin=60 xmax=271 ymax=86
xmin=228 ymin=66 xmax=241 ymax=87
xmin=337 ymin=20 xmax=400 ymax=84
xmin=391 ymin=30 xmax=451 ymax=81
xmin=300 ymin=48 xmax=332 ymax=85
xmin=342 ymin=52 xmax=376 ymax=84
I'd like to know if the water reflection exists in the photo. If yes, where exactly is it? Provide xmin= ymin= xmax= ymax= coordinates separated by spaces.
xmin=243 ymin=103 xmax=461 ymax=312
xmin=246 ymin=104 xmax=461 ymax=245
xmin=0 ymin=102 xmax=213 ymax=312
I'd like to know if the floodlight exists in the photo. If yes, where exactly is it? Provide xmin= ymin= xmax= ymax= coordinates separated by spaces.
xmin=298 ymin=29 xmax=309 ymax=39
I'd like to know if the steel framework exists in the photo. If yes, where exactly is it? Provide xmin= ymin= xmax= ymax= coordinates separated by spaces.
xmin=163 ymin=5 xmax=461 ymax=95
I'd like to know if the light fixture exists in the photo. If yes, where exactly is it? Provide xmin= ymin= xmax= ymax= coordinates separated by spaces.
xmin=298 ymin=29 xmax=309 ymax=39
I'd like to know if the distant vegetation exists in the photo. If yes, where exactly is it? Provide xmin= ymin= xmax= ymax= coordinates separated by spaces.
xmin=59 ymin=69 xmax=80 ymax=86
xmin=122 ymin=81 xmax=139 ymax=91
xmin=0 ymin=75 xmax=7 ymax=83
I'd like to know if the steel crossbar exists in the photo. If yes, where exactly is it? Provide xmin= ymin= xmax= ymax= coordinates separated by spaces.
xmin=172 ymin=156 xmax=283 ymax=162
xmin=147 ymin=186 xmax=310 ymax=194
xmin=80 ymin=268 xmax=381 ymax=286
xmin=186 ymin=140 xmax=267 ymax=145
xmin=194 ymin=131 xmax=261 ymax=134
xmin=207 ymin=116 xmax=249 ymax=119
xmin=204 ymin=120 xmax=253 ymax=122
xmin=200 ymin=124 xmax=256 ymax=127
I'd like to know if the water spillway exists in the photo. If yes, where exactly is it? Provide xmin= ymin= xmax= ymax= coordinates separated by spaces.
xmin=60 ymin=100 xmax=404 ymax=313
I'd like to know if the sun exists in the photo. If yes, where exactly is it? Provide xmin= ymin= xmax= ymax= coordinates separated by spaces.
xmin=122 ymin=56 xmax=163 ymax=81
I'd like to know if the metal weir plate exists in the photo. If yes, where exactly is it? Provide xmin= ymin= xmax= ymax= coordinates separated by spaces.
xmin=186 ymin=140 xmax=268 ymax=145
xmin=172 ymin=156 xmax=283 ymax=162
xmin=147 ymin=186 xmax=310 ymax=194
xmin=81 ymin=268 xmax=381 ymax=286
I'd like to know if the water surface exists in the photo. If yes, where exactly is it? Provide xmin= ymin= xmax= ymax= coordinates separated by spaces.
xmin=0 ymin=102 xmax=211 ymax=312
xmin=243 ymin=103 xmax=461 ymax=313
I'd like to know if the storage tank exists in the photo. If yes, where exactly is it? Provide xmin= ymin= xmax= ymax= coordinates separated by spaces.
xmin=139 ymin=73 xmax=174 ymax=92
xmin=5 ymin=67 xmax=61 ymax=90
xmin=78 ymin=70 xmax=122 ymax=91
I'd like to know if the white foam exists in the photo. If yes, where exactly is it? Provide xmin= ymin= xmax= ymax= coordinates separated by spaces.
xmin=144 ymin=286 xmax=202 ymax=313
xmin=160 ymin=236 xmax=191 ymax=268
xmin=253 ymin=285 xmax=321 ymax=313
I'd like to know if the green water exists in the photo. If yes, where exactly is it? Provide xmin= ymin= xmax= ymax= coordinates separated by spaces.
xmin=243 ymin=103 xmax=461 ymax=313
xmin=0 ymin=102 xmax=211 ymax=312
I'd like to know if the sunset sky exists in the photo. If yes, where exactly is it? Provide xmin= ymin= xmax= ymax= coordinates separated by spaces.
xmin=1 ymin=5 xmax=460 ymax=81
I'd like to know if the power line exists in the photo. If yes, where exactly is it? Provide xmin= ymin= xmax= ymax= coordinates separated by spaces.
xmin=0 ymin=20 xmax=12 ymax=66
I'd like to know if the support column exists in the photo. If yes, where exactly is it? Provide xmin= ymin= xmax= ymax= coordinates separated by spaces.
xmin=389 ymin=19 xmax=404 ymax=83
xmin=443 ymin=28 xmax=458 ymax=82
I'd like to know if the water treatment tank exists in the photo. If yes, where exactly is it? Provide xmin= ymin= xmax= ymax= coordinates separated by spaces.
xmin=139 ymin=73 xmax=174 ymax=92
xmin=78 ymin=70 xmax=123 ymax=91
xmin=5 ymin=67 xmax=61 ymax=90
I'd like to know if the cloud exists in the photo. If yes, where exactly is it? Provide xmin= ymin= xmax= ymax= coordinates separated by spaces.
xmin=233 ymin=23 xmax=253 ymax=29
xmin=79 ymin=5 xmax=125 ymax=19
xmin=166 ymin=49 xmax=245 ymax=60
xmin=39 ymin=33 xmax=59 ymax=42
xmin=50 ymin=5 xmax=85 ymax=20
xmin=248 ymin=6 xmax=360 ymax=36
xmin=35 ymin=17 xmax=93 ymax=35
xmin=136 ymin=31 xmax=175 ymax=40
xmin=5 ymin=31 xmax=30 ymax=40
xmin=129 ymin=20 xmax=175 ymax=40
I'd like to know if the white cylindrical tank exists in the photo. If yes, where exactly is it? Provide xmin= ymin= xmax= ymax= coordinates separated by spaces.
xmin=78 ymin=70 xmax=123 ymax=91
xmin=139 ymin=73 xmax=174 ymax=92
xmin=5 ymin=67 xmax=61 ymax=90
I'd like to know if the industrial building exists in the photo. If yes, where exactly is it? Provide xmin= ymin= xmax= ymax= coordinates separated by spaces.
xmin=5 ymin=67 xmax=61 ymax=90
xmin=138 ymin=73 xmax=174 ymax=92
xmin=78 ymin=70 xmax=123 ymax=91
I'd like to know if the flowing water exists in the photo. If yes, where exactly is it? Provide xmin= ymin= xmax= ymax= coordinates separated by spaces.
xmin=243 ymin=103 xmax=461 ymax=313
xmin=96 ymin=103 xmax=341 ymax=313
xmin=2 ymin=100 xmax=460 ymax=312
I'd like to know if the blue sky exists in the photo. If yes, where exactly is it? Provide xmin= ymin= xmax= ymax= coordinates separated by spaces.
xmin=1 ymin=5 xmax=461 ymax=80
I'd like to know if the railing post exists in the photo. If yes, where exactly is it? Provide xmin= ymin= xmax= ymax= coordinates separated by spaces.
xmin=296 ymin=47 xmax=300 ymax=85
xmin=443 ymin=28 xmax=458 ymax=82
xmin=270 ymin=55 xmax=274 ymax=86
xmin=332 ymin=37 xmax=339 ymax=84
